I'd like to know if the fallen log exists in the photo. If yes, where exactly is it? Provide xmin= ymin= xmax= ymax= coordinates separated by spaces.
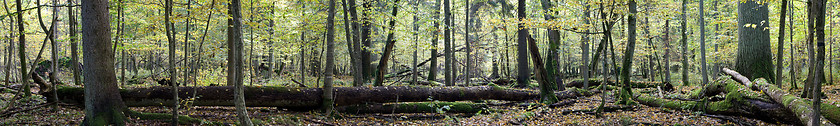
xmin=336 ymin=102 xmax=487 ymax=114
xmin=722 ymin=68 xmax=839 ymax=126
xmin=53 ymin=85 xmax=595 ymax=109
xmin=566 ymin=78 xmax=673 ymax=91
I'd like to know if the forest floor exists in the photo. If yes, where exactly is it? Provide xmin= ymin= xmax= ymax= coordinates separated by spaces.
xmin=3 ymin=75 xmax=840 ymax=125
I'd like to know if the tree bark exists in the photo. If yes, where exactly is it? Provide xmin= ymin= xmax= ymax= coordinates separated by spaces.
xmin=698 ymin=0 xmax=708 ymax=85
xmin=227 ymin=0 xmax=253 ymax=124
xmin=735 ymin=0 xmax=774 ymax=82
xmin=680 ymin=0 xmax=688 ymax=86
xmin=16 ymin=0 xmax=29 ymax=97
xmin=324 ymin=0 xmax=337 ymax=115
xmin=81 ymin=0 xmax=129 ymax=124
xmin=427 ymin=0 xmax=440 ymax=82
xmin=776 ymin=0 xmax=787 ymax=86
xmin=514 ymin=0 xmax=529 ymax=88
xmin=580 ymin=4 xmax=590 ymax=89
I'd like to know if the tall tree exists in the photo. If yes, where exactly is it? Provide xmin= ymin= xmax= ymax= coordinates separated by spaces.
xmin=664 ymin=19 xmax=670 ymax=83
xmin=427 ymin=0 xmax=440 ymax=81
xmin=515 ymin=0 xmax=529 ymax=88
xmin=464 ymin=0 xmax=471 ymax=86
xmin=810 ymin=0 xmax=827 ymax=125
xmin=68 ymin=0 xmax=80 ymax=86
xmin=444 ymin=0 xmax=453 ymax=86
xmin=580 ymin=2 xmax=590 ymax=89
xmin=81 ymin=0 xmax=128 ymax=124
xmin=323 ymin=0 xmax=337 ymax=115
xmin=803 ymin=0 xmax=825 ymax=98
xmin=15 ymin=0 xmax=29 ymax=97
xmin=164 ymin=0 xmax=179 ymax=124
xmin=776 ymin=0 xmax=787 ymax=86
xmin=540 ymin=0 xmax=561 ymax=90
xmin=618 ymin=0 xmax=637 ymax=105
xmin=734 ymin=0 xmax=774 ymax=81
xmin=698 ymin=0 xmax=708 ymax=85
xmin=680 ymin=0 xmax=688 ymax=86
xmin=227 ymin=0 xmax=254 ymax=124
xmin=373 ymin=0 xmax=402 ymax=86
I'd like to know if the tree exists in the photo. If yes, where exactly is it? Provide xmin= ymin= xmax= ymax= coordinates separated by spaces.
xmin=227 ymin=0 xmax=254 ymax=124
xmin=515 ymin=0 xmax=529 ymax=88
xmin=580 ymin=3 xmax=590 ymax=89
xmin=540 ymin=0 xmax=561 ymax=90
xmin=81 ymin=0 xmax=129 ymax=124
xmin=427 ymin=0 xmax=440 ymax=82
xmin=68 ymin=0 xmax=80 ymax=87
xmin=803 ymin=0 xmax=826 ymax=99
xmin=164 ymin=0 xmax=179 ymax=124
xmin=617 ymin=0 xmax=637 ymax=105
xmin=373 ymin=0 xmax=402 ymax=86
xmin=734 ymin=0 xmax=774 ymax=82
xmin=680 ymin=0 xmax=688 ymax=86
xmin=698 ymin=0 xmax=708 ymax=85
xmin=776 ymin=0 xmax=787 ymax=86
xmin=810 ymin=0 xmax=827 ymax=125
xmin=323 ymin=0 xmax=337 ymax=115
xmin=444 ymin=0 xmax=453 ymax=86
xmin=15 ymin=0 xmax=29 ymax=97
xmin=464 ymin=0 xmax=471 ymax=86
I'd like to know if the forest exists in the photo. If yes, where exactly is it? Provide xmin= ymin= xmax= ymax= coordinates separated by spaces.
xmin=1 ymin=0 xmax=839 ymax=125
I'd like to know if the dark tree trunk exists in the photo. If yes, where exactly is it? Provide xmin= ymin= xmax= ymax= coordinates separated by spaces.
xmin=514 ymin=0 xmax=529 ymax=88
xmin=734 ymin=0 xmax=774 ymax=83
xmin=373 ymin=0 xmax=402 ymax=86
xmin=80 ymin=0 xmax=129 ymax=124
xmin=698 ymin=0 xmax=708 ymax=85
xmin=427 ymin=0 xmax=440 ymax=82
xmin=16 ymin=0 xmax=29 ymax=97
xmin=444 ymin=0 xmax=453 ymax=86
xmin=776 ymin=0 xmax=787 ymax=86
xmin=680 ymin=0 xmax=688 ymax=86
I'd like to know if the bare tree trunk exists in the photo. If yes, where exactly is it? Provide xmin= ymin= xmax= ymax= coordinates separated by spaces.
xmin=81 ymin=0 xmax=129 ymax=124
xmin=698 ymin=0 xmax=708 ymax=85
xmin=163 ymin=0 xmax=179 ymax=124
xmin=227 ymin=0 xmax=253 ymax=124
xmin=324 ymin=0 xmax=337 ymax=115
xmin=16 ymin=0 xmax=29 ymax=97
xmin=777 ymin=0 xmax=787 ymax=86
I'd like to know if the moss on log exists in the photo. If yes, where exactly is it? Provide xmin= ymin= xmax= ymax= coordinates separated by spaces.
xmin=723 ymin=68 xmax=839 ymax=125
xmin=635 ymin=91 xmax=797 ymax=124
xmin=336 ymin=102 xmax=487 ymax=114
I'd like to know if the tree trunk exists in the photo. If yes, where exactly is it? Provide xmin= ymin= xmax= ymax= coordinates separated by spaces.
xmin=617 ymin=0 xmax=637 ymax=105
xmin=735 ymin=0 xmax=774 ymax=82
xmin=49 ymin=0 xmax=59 ymax=110
xmin=580 ymin=4 xmax=590 ymax=89
xmin=776 ymin=0 xmax=787 ymax=86
xmin=164 ymin=0 xmax=179 ymax=124
xmin=722 ymin=68 xmax=836 ymax=126
xmin=698 ymin=0 xmax=708 ymax=85
xmin=16 ymin=0 xmax=29 ymax=97
xmin=427 ymin=0 xmax=440 ymax=82
xmin=373 ymin=0 xmax=402 ymax=86
xmin=680 ymin=0 xmax=688 ymax=86
xmin=664 ymin=20 xmax=670 ymax=83
xmin=81 ymin=0 xmax=129 ymax=124
xmin=227 ymin=0 xmax=253 ymax=124
xmin=514 ymin=0 xmax=529 ymax=88
xmin=811 ymin=0 xmax=828 ymax=125
xmin=539 ymin=0 xmax=560 ymax=91
xmin=444 ymin=0 xmax=453 ymax=86
xmin=323 ymin=0 xmax=337 ymax=115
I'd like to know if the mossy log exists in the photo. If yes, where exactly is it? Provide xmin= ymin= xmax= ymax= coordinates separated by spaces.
xmin=53 ymin=85 xmax=595 ymax=109
xmin=565 ymin=78 xmax=673 ymax=91
xmin=634 ymin=78 xmax=798 ymax=124
xmin=722 ymin=68 xmax=838 ymax=126
xmin=336 ymin=102 xmax=487 ymax=114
